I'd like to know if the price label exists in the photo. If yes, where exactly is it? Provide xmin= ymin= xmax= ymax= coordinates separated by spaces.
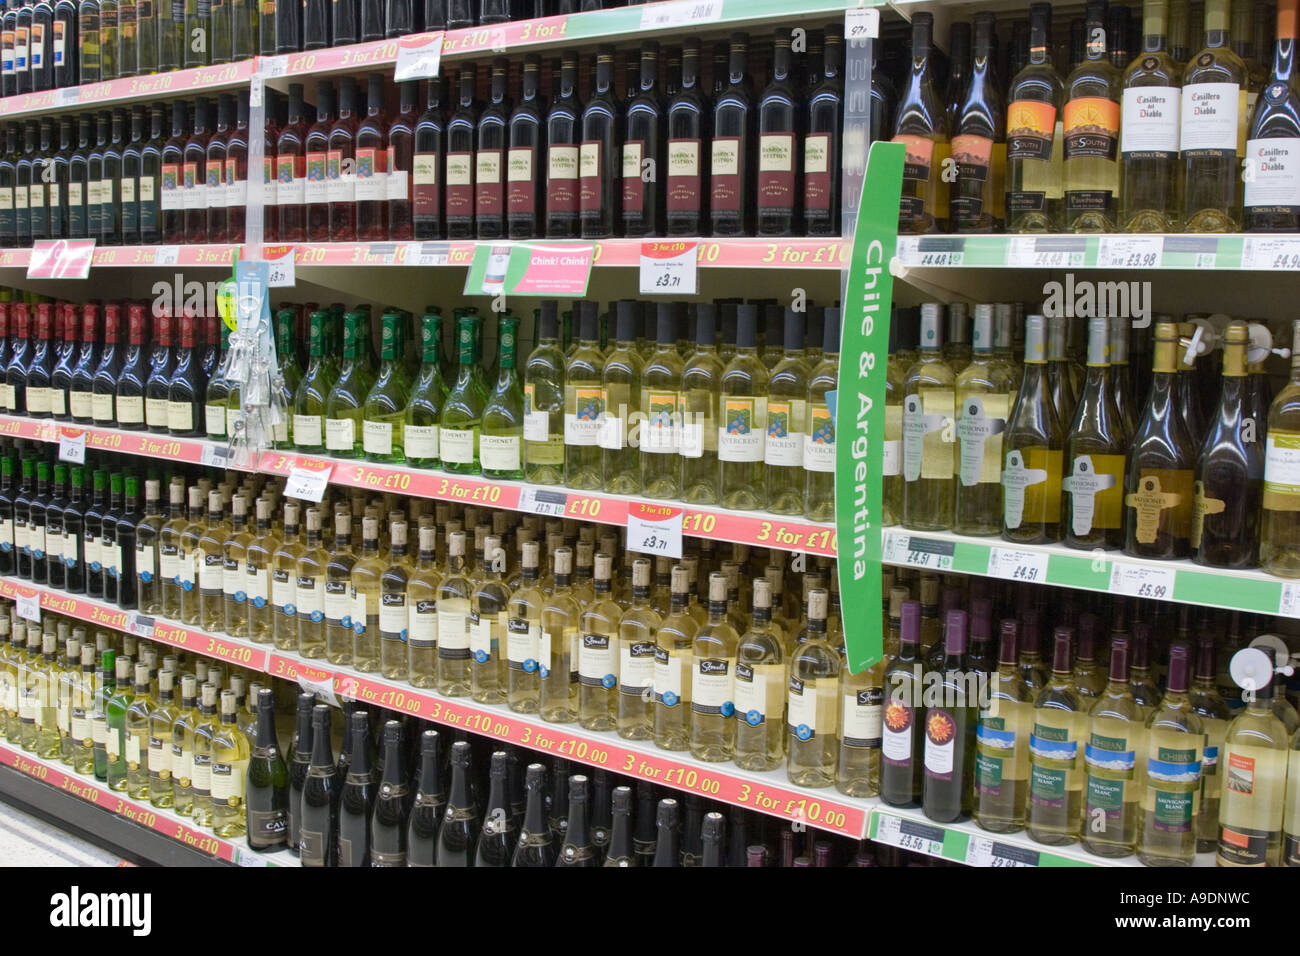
xmin=844 ymin=7 xmax=880 ymax=41
xmin=58 ymin=429 xmax=86 ymax=464
xmin=201 ymin=443 xmax=235 ymax=468
xmin=58 ymin=87 xmax=79 ymax=105
xmin=394 ymin=33 xmax=445 ymax=82
xmin=893 ymin=236 xmax=920 ymax=266
xmin=1242 ymin=236 xmax=1300 ymax=271
xmin=297 ymin=671 xmax=339 ymax=708
xmin=284 ymin=463 xmax=333 ymax=503
xmin=266 ymin=248 xmax=296 ymax=288
xmin=875 ymin=814 xmax=944 ymax=858
xmin=27 ymin=239 xmax=97 ymax=279
xmin=518 ymin=487 xmax=569 ymax=517
xmin=1278 ymin=583 xmax=1300 ymax=618
xmin=626 ymin=503 xmax=683 ymax=560
xmin=882 ymin=533 xmax=953 ymax=570
xmin=15 ymin=593 xmax=40 ymax=623
xmin=1097 ymin=235 xmax=1163 ymax=269
xmin=234 ymin=848 xmax=272 ymax=867
xmin=917 ymin=250 xmax=963 ymax=267
xmin=987 ymin=547 xmax=1048 ymax=584
xmin=126 ymin=612 xmax=155 ymax=639
xmin=261 ymin=55 xmax=289 ymax=77
xmin=1108 ymin=561 xmax=1175 ymax=600
xmin=403 ymin=242 xmax=450 ymax=267
xmin=639 ymin=241 xmax=698 ymax=295
xmin=249 ymin=76 xmax=264 ymax=109
xmin=153 ymin=246 xmax=180 ymax=266
xmin=965 ymin=836 xmax=1040 ymax=868
xmin=639 ymin=0 xmax=723 ymax=30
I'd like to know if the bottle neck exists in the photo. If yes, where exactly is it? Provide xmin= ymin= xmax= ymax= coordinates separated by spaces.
xmin=523 ymin=784 xmax=546 ymax=832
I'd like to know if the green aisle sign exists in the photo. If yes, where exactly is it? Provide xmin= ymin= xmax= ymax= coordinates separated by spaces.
xmin=837 ymin=140 xmax=903 ymax=673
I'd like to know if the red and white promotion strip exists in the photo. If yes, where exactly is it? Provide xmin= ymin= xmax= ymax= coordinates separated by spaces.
xmin=639 ymin=240 xmax=698 ymax=295
xmin=27 ymin=240 xmax=97 ymax=280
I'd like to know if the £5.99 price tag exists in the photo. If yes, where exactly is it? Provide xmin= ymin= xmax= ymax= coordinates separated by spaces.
xmin=58 ymin=428 xmax=86 ymax=464
xmin=284 ymin=463 xmax=333 ymax=503
xmin=639 ymin=241 xmax=698 ymax=295
xmin=1108 ymin=561 xmax=1175 ymax=600
xmin=626 ymin=502 xmax=684 ymax=559
xmin=987 ymin=547 xmax=1048 ymax=584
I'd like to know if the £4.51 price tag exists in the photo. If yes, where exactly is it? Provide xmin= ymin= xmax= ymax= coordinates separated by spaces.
xmin=58 ymin=428 xmax=86 ymax=464
xmin=284 ymin=463 xmax=333 ymax=503
xmin=626 ymin=502 xmax=684 ymax=559
xmin=987 ymin=547 xmax=1048 ymax=584
xmin=639 ymin=241 xmax=698 ymax=296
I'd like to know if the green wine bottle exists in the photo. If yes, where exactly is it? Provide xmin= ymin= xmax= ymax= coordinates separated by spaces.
xmin=481 ymin=315 xmax=524 ymax=480
xmin=273 ymin=309 xmax=301 ymax=446
xmin=804 ymin=308 xmax=840 ymax=521
xmin=640 ymin=303 xmax=685 ymax=500
xmin=362 ymin=312 xmax=412 ymax=464
xmin=404 ymin=311 xmax=446 ymax=469
xmin=292 ymin=311 xmax=334 ymax=454
xmin=440 ymin=313 xmax=488 ymax=475
xmin=324 ymin=311 xmax=375 ymax=460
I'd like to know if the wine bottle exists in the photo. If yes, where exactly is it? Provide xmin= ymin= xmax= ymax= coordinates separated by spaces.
xmin=954 ymin=305 xmax=1013 ymax=535
xmin=435 ymin=739 xmax=477 ymax=866
xmin=880 ymin=600 xmax=923 ymax=807
xmin=363 ymin=720 xmax=410 ymax=866
xmin=802 ymin=27 xmax=842 ymax=235
xmin=113 ymin=304 xmax=149 ymax=431
xmin=663 ymin=38 xmax=709 ymax=236
xmin=951 ymin=13 xmax=1005 ymax=233
xmin=902 ymin=304 xmax=956 ymax=531
xmin=973 ymin=619 xmax=1032 ymax=833
xmin=472 ymin=57 xmax=508 ymax=239
xmin=1120 ymin=0 xmax=1183 ymax=231
xmin=710 ymin=32 xmax=753 ymax=236
xmin=893 ymin=12 xmax=949 ymax=233
xmin=473 ymin=750 xmax=515 ymax=866
xmin=1063 ymin=0 xmax=1123 ymax=231
xmin=554 ymin=773 xmax=596 ymax=866
xmin=509 ymin=762 xmax=554 ymax=866
xmin=244 ymin=687 xmax=288 ymax=853
xmin=601 ymin=784 xmax=634 ymax=867
xmin=444 ymin=64 xmax=478 ymax=240
xmin=755 ymin=32 xmax=798 ymax=237
xmin=1027 ymin=628 xmax=1085 ymax=846
xmin=1135 ymin=643 xmax=1204 ymax=866
xmin=439 ymin=312 xmax=487 ymax=475
xmin=1245 ymin=0 xmax=1300 ymax=231
xmin=406 ymin=728 xmax=444 ymax=866
xmin=1124 ymin=321 xmax=1196 ymax=559
xmin=580 ymin=45 xmax=622 ymax=239
xmin=650 ymin=797 xmax=679 ymax=866
xmin=1002 ymin=314 xmax=1064 ymax=544
xmin=1080 ymin=635 xmax=1143 ymax=857
xmin=336 ymin=709 xmax=375 ymax=867
xmin=298 ymin=703 xmax=338 ymax=867
xmin=1007 ymin=3 xmax=1065 ymax=232
xmin=1062 ymin=316 xmax=1127 ymax=550
xmin=922 ymin=609 xmax=977 ymax=823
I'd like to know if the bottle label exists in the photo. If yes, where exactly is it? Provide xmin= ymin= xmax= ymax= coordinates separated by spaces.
xmin=1064 ymin=97 xmax=1120 ymax=161
xmin=211 ymin=759 xmax=247 ymax=804
xmin=652 ymin=646 xmax=690 ymax=707
xmin=199 ymin=550 xmax=223 ymax=592
xmin=1063 ymin=453 xmax=1125 ymax=535
xmin=324 ymin=417 xmax=355 ymax=452
xmin=167 ymin=401 xmax=194 ymax=432
xmin=115 ymin=394 xmax=144 ymax=425
xmin=248 ymin=808 xmax=287 ymax=845
xmin=206 ymin=164 xmax=225 ymax=208
xmin=841 ymin=686 xmax=884 ymax=748
xmin=755 ymin=131 xmax=796 ymax=212
xmin=145 ymin=397 xmax=169 ymax=429
xmin=1146 ymin=745 xmax=1201 ymax=833
xmin=148 ymin=735 xmax=172 ymax=777
xmin=1120 ymin=86 xmax=1181 ymax=155
xmin=437 ymin=608 xmax=470 ymax=657
xmin=302 ymin=151 xmax=327 ymax=204
xmin=408 ymin=600 xmax=437 ymax=648
xmin=352 ymin=591 xmax=370 ymax=636
xmin=546 ymin=144 xmax=579 ymax=214
xmin=326 ymin=149 xmax=355 ymax=203
xmin=564 ymin=386 xmax=606 ymax=446
xmin=292 ymin=414 xmax=322 ymax=448
xmin=25 ymin=386 xmax=49 ymax=415
xmin=902 ymin=392 xmax=955 ymax=481
xmin=444 ymin=151 xmax=473 ymax=218
xmin=717 ymin=396 xmax=767 ymax=463
xmin=507 ymin=146 xmax=535 ymax=213
xmin=921 ymin=707 xmax=958 ymax=779
xmin=479 ymin=434 xmax=521 ymax=472
xmin=975 ymin=717 xmax=1015 ymax=792
xmin=1002 ymin=447 xmax=1062 ymax=530
xmin=137 ymin=541 xmax=156 ymax=581
xmin=246 ymin=565 xmax=269 ymax=607
xmin=621 ymin=140 xmax=645 ymax=214
xmin=205 ymin=404 xmax=227 ymax=436
xmin=1179 ymin=82 xmax=1242 ymax=154
xmin=1007 ymin=100 xmax=1057 ymax=161
xmin=506 ymin=619 xmax=540 ymax=671
xmin=69 ymin=390 xmax=93 ymax=420
xmin=159 ymin=164 xmax=181 ymax=211
xmin=666 ymin=138 xmax=701 ymax=213
xmin=641 ymin=391 xmax=682 ymax=454
xmin=690 ymin=658 xmax=733 ymax=716
xmin=578 ymin=634 xmax=617 ymax=689
xmin=61 ymin=532 xmax=78 ymax=569
xmin=709 ymin=136 xmax=742 ymax=212
xmin=296 ymin=576 xmax=324 ymax=622
xmin=354 ymin=147 xmax=388 ymax=202
xmin=276 ymin=155 xmax=304 ymax=205
xmin=362 ymin=420 xmax=393 ymax=456
xmin=579 ymin=140 xmax=603 ymax=213
xmin=324 ymin=580 xmax=352 ymax=627
xmin=803 ymin=133 xmax=833 ymax=214
xmin=763 ymin=399 xmax=805 ymax=467
xmin=1246 ymin=137 xmax=1300 ymax=212
xmin=439 ymin=427 xmax=475 ymax=464
xmin=182 ymin=162 xmax=206 ymax=210
xmin=1125 ymin=469 xmax=1193 ymax=541
xmin=172 ymin=743 xmax=193 ymax=786
xmin=1191 ymin=481 xmax=1226 ymax=549
xmin=475 ymin=150 xmax=503 ymax=216
xmin=1083 ymin=733 xmax=1136 ymax=822
xmin=618 ymin=640 xmax=655 ymax=696
xmin=272 ymin=568 xmax=294 ymax=613
xmin=733 ymin=661 xmax=783 ymax=727
xmin=403 ymin=424 xmax=438 ymax=459
xmin=1028 ymin=722 xmax=1078 ymax=809
xmin=787 ymin=674 xmax=836 ymax=740
xmin=102 ymin=541 xmax=122 ymax=579
xmin=106 ymin=726 xmax=121 ymax=760
xmin=956 ymin=395 xmax=1008 ymax=486
xmin=127 ymin=733 xmax=143 ymax=770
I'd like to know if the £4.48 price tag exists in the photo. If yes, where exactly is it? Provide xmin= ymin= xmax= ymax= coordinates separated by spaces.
xmin=1108 ymin=561 xmax=1175 ymax=600
xmin=639 ymin=241 xmax=698 ymax=295
xmin=626 ymin=502 xmax=684 ymax=559
xmin=987 ymin=547 xmax=1048 ymax=584
xmin=58 ymin=428 xmax=86 ymax=464
xmin=284 ymin=463 xmax=333 ymax=502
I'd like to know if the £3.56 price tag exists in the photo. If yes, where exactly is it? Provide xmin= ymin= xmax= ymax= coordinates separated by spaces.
xmin=284 ymin=463 xmax=333 ymax=503
xmin=875 ymin=814 xmax=944 ymax=858
xmin=626 ymin=502 xmax=683 ymax=559
xmin=639 ymin=241 xmax=698 ymax=295
xmin=58 ymin=428 xmax=86 ymax=464
xmin=987 ymin=547 xmax=1048 ymax=584
xmin=1108 ymin=561 xmax=1175 ymax=600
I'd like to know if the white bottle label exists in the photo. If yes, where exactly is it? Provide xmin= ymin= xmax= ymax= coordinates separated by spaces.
xmin=842 ymin=688 xmax=884 ymax=748
xmin=618 ymin=641 xmax=655 ymax=696
xmin=506 ymin=620 xmax=540 ymax=670
xmin=578 ymin=634 xmax=617 ymax=688
xmin=1120 ymin=86 xmax=1181 ymax=154
xmin=292 ymin=414 xmax=322 ymax=447
xmin=717 ymin=397 xmax=766 ymax=463
xmin=1245 ymin=137 xmax=1300 ymax=210
xmin=691 ymin=658 xmax=733 ymax=715
xmin=379 ymin=595 xmax=406 ymax=636
xmin=653 ymin=648 xmax=690 ymax=706
xmin=325 ymin=417 xmax=355 ymax=452
xmin=479 ymin=434 xmax=520 ymax=471
xmin=408 ymin=600 xmax=437 ymax=647
xmin=1179 ymin=82 xmax=1241 ymax=152
xmin=404 ymin=424 xmax=439 ymax=459
xmin=439 ymin=428 xmax=476 ymax=464
xmin=362 ymin=420 xmax=393 ymax=456
xmin=437 ymin=609 xmax=469 ymax=650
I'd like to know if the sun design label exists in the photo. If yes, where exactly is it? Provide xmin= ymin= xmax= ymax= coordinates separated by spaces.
xmin=923 ymin=708 xmax=957 ymax=781
xmin=881 ymin=698 xmax=915 ymax=766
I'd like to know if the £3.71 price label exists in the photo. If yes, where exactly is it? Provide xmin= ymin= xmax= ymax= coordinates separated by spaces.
xmin=1108 ymin=562 xmax=1175 ymax=600
xmin=284 ymin=463 xmax=333 ymax=502
xmin=626 ymin=503 xmax=684 ymax=560
xmin=639 ymin=241 xmax=698 ymax=296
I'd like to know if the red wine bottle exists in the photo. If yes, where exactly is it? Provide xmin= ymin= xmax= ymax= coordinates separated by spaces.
xmin=205 ymin=93 xmax=233 ymax=243
xmin=167 ymin=311 xmax=204 ymax=436
xmin=138 ymin=103 xmax=164 ymax=244
xmin=24 ymin=302 xmax=54 ymax=418
xmin=50 ymin=302 xmax=77 ymax=420
xmin=302 ymin=0 xmax=328 ymax=51
xmin=276 ymin=82 xmax=309 ymax=241
xmin=225 ymin=91 xmax=248 ymax=242
xmin=332 ymin=0 xmax=357 ymax=47
xmin=412 ymin=76 xmax=444 ymax=239
xmin=544 ymin=51 xmax=580 ymax=238
xmin=327 ymin=77 xmax=359 ymax=241
xmin=114 ymin=303 xmax=149 ymax=431
xmin=69 ymin=303 xmax=99 ymax=423
xmin=579 ymin=46 xmax=622 ymax=238
xmin=506 ymin=54 xmax=543 ymax=239
xmin=711 ymin=32 xmax=754 ymax=236
xmin=383 ymin=0 xmax=410 ymax=38
xmin=756 ymin=32 xmax=799 ymax=237
xmin=475 ymin=56 xmax=509 ymax=239
xmin=445 ymin=63 xmax=478 ymax=240
xmin=160 ymin=100 xmax=187 ymax=243
xmin=359 ymin=0 xmax=381 ymax=41
xmin=119 ymin=106 xmax=144 ymax=244
xmin=386 ymin=80 xmax=416 ymax=240
xmin=275 ymin=0 xmax=300 ymax=52
xmin=182 ymin=97 xmax=210 ymax=244
xmin=305 ymin=80 xmax=334 ymax=242
xmin=623 ymin=41 xmax=664 ymax=237
xmin=143 ymin=309 xmax=174 ymax=433
xmin=355 ymin=73 xmax=388 ymax=240
xmin=666 ymin=38 xmax=709 ymax=236
xmin=3 ymin=302 xmax=30 ymax=413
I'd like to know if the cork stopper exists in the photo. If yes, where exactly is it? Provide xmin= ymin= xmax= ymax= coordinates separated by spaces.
xmin=391 ymin=520 xmax=408 ymax=549
xmin=594 ymin=552 xmax=614 ymax=582
xmin=553 ymin=547 xmax=573 ymax=576
xmin=363 ymin=514 xmax=379 ymax=541
xmin=220 ymin=689 xmax=237 ymax=717
xmin=208 ymin=489 xmax=223 ymax=513
xmin=753 ymin=578 xmax=771 ymax=611
xmin=808 ymin=588 xmax=829 ymax=621
xmin=134 ymin=662 xmax=150 ymax=688
xmin=418 ymin=522 xmax=436 ymax=553
xmin=181 ymin=675 xmax=198 ymax=701
xmin=522 ymin=540 xmax=540 ymax=570
xmin=919 ymin=574 xmax=940 ymax=606
xmin=708 ymin=572 xmax=728 ymax=604
xmin=448 ymin=531 xmax=467 ymax=558
xmin=305 ymin=508 xmax=321 ymax=533
xmin=632 ymin=558 xmax=652 ymax=588
xmin=159 ymin=670 xmax=174 ymax=694
xmin=115 ymin=655 xmax=132 ymax=681
xmin=335 ymin=510 xmax=352 ymax=538
xmin=80 ymin=644 xmax=94 ymax=667
xmin=485 ymin=535 xmax=505 ymax=571
xmin=200 ymin=682 xmax=217 ymax=708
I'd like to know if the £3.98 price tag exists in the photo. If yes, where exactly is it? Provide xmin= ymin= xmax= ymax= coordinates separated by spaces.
xmin=966 ymin=836 xmax=1040 ymax=868
xmin=284 ymin=463 xmax=333 ymax=502
xmin=626 ymin=502 xmax=684 ymax=559
xmin=1108 ymin=561 xmax=1175 ymax=600
xmin=639 ymin=241 xmax=698 ymax=295
xmin=58 ymin=428 xmax=86 ymax=464
xmin=987 ymin=547 xmax=1048 ymax=584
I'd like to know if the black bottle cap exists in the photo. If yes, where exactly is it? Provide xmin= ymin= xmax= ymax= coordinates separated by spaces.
xmin=822 ymin=307 xmax=841 ymax=354
xmin=656 ymin=304 xmax=675 ymax=345
xmin=764 ymin=304 xmax=783 ymax=349
xmin=735 ymin=304 xmax=757 ymax=349
xmin=695 ymin=303 xmax=716 ymax=347
xmin=616 ymin=300 xmax=637 ymax=342
xmin=783 ymin=308 xmax=802 ymax=353
xmin=538 ymin=300 xmax=559 ymax=340
xmin=578 ymin=301 xmax=598 ymax=342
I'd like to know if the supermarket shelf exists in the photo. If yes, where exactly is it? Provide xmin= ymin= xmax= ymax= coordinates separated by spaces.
xmin=892 ymin=233 xmax=1300 ymax=272
xmin=866 ymin=802 xmax=1216 ymax=868
xmin=0 ymin=237 xmax=849 ymax=274
xmin=0 ymin=0 xmax=873 ymax=121
xmin=0 ymin=415 xmax=244 ymax=470
xmin=258 ymin=449 xmax=838 ymax=556
xmin=0 ymin=743 xmax=297 ymax=867
xmin=0 ymin=575 xmax=868 ymax=838
xmin=881 ymin=528 xmax=1300 ymax=620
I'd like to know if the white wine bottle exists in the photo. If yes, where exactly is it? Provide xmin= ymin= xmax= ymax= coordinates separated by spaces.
xmin=1082 ymin=636 xmax=1144 ymax=858
xmin=1137 ymin=643 xmax=1204 ymax=866
xmin=974 ymin=620 xmax=1033 ymax=833
xmin=902 ymin=304 xmax=956 ymax=531
xmin=1027 ymin=628 xmax=1085 ymax=846
xmin=954 ymin=304 xmax=1013 ymax=536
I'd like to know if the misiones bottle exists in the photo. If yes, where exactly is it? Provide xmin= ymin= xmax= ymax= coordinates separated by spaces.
xmin=902 ymin=304 xmax=956 ymax=531
xmin=1002 ymin=314 xmax=1063 ymax=544
xmin=954 ymin=304 xmax=1013 ymax=535
xmin=1063 ymin=316 xmax=1128 ymax=551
